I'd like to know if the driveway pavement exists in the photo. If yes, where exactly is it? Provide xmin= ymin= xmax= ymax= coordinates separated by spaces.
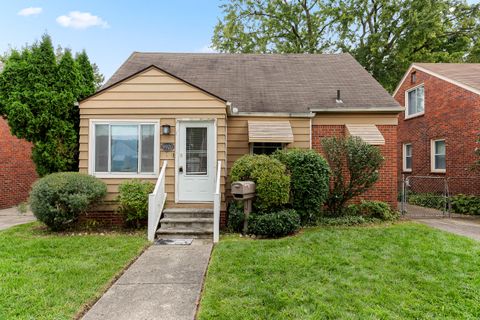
xmin=82 ymin=240 xmax=212 ymax=320
xmin=414 ymin=218 xmax=480 ymax=241
xmin=0 ymin=207 xmax=36 ymax=230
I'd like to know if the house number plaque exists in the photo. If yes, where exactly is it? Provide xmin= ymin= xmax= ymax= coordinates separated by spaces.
xmin=161 ymin=143 xmax=174 ymax=152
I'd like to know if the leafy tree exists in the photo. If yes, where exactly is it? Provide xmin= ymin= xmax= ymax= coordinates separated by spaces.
xmin=321 ymin=136 xmax=384 ymax=215
xmin=0 ymin=34 xmax=99 ymax=176
xmin=331 ymin=0 xmax=480 ymax=92
xmin=213 ymin=0 xmax=334 ymax=53
xmin=213 ymin=0 xmax=480 ymax=91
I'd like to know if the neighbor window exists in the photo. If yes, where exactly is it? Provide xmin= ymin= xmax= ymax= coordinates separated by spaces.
xmin=251 ymin=142 xmax=284 ymax=155
xmin=405 ymin=85 xmax=424 ymax=118
xmin=403 ymin=143 xmax=412 ymax=172
xmin=92 ymin=121 xmax=158 ymax=175
xmin=431 ymin=139 xmax=446 ymax=173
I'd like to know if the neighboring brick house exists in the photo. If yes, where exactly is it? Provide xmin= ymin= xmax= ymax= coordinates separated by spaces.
xmin=0 ymin=118 xmax=37 ymax=208
xmin=393 ymin=63 xmax=480 ymax=194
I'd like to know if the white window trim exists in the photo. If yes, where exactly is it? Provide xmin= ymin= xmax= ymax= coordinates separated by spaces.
xmin=402 ymin=143 xmax=412 ymax=172
xmin=88 ymin=119 xmax=160 ymax=179
xmin=430 ymin=139 xmax=446 ymax=173
xmin=404 ymin=84 xmax=425 ymax=119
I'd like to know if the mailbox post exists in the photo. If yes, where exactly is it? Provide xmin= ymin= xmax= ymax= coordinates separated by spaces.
xmin=231 ymin=181 xmax=256 ymax=234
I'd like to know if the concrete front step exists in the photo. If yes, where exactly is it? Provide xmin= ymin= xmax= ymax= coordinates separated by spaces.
xmin=156 ymin=227 xmax=213 ymax=239
xmin=160 ymin=217 xmax=213 ymax=229
xmin=162 ymin=208 xmax=213 ymax=219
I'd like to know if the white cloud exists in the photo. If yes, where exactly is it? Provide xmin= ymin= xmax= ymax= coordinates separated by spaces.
xmin=56 ymin=11 xmax=109 ymax=29
xmin=18 ymin=7 xmax=43 ymax=16
xmin=197 ymin=45 xmax=218 ymax=53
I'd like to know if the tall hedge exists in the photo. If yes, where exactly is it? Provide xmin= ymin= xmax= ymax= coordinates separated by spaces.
xmin=273 ymin=149 xmax=330 ymax=224
xmin=230 ymin=155 xmax=290 ymax=212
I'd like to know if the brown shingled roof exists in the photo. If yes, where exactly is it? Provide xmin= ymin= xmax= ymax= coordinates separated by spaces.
xmin=414 ymin=63 xmax=480 ymax=93
xmin=102 ymin=52 xmax=401 ymax=113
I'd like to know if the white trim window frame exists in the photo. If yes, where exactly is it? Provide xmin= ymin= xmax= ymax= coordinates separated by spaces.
xmin=89 ymin=119 xmax=160 ymax=178
xmin=403 ymin=143 xmax=412 ymax=172
xmin=405 ymin=84 xmax=425 ymax=119
xmin=431 ymin=139 xmax=446 ymax=173
xmin=249 ymin=142 xmax=286 ymax=155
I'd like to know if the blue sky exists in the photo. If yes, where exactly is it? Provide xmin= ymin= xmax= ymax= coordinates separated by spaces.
xmin=0 ymin=1 xmax=223 ymax=80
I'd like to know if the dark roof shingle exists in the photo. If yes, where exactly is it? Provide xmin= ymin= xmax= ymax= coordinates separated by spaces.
xmin=103 ymin=52 xmax=400 ymax=113
xmin=414 ymin=63 xmax=480 ymax=93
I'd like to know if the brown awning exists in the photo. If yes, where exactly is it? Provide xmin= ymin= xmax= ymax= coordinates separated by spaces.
xmin=346 ymin=124 xmax=385 ymax=145
xmin=248 ymin=121 xmax=294 ymax=143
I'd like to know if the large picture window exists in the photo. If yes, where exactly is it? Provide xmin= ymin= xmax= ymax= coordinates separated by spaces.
xmin=92 ymin=121 xmax=158 ymax=176
xmin=431 ymin=139 xmax=446 ymax=173
xmin=405 ymin=85 xmax=424 ymax=118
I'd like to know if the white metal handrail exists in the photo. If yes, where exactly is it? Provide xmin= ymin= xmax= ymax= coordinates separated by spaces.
xmin=148 ymin=160 xmax=168 ymax=242
xmin=213 ymin=160 xmax=222 ymax=243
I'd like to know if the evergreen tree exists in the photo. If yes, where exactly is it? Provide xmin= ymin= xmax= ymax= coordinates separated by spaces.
xmin=0 ymin=34 xmax=100 ymax=176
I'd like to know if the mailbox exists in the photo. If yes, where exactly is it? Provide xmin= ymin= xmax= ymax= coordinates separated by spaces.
xmin=231 ymin=181 xmax=256 ymax=199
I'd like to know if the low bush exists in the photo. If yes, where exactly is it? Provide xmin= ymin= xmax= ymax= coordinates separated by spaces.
xmin=317 ymin=215 xmax=373 ymax=226
xmin=30 ymin=172 xmax=107 ymax=231
xmin=227 ymin=201 xmax=245 ymax=232
xmin=118 ymin=180 xmax=155 ymax=227
xmin=408 ymin=193 xmax=446 ymax=210
xmin=451 ymin=194 xmax=480 ymax=215
xmin=273 ymin=149 xmax=330 ymax=225
xmin=348 ymin=200 xmax=398 ymax=220
xmin=230 ymin=155 xmax=290 ymax=212
xmin=248 ymin=209 xmax=300 ymax=238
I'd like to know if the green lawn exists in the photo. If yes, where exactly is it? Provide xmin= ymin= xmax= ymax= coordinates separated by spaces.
xmin=198 ymin=222 xmax=480 ymax=319
xmin=0 ymin=223 xmax=148 ymax=319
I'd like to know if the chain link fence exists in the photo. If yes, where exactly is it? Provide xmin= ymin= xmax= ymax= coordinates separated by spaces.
xmin=400 ymin=176 xmax=480 ymax=218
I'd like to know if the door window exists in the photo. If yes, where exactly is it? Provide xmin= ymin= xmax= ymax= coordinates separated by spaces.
xmin=186 ymin=127 xmax=208 ymax=175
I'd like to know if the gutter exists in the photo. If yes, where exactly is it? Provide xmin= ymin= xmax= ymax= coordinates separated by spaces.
xmin=310 ymin=107 xmax=404 ymax=113
xmin=226 ymin=102 xmax=315 ymax=118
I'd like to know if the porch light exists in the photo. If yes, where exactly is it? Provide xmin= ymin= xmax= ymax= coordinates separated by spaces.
xmin=162 ymin=125 xmax=171 ymax=135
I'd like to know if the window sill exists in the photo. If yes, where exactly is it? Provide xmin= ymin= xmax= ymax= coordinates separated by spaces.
xmin=404 ymin=112 xmax=424 ymax=120
xmin=91 ymin=173 xmax=158 ymax=179
xmin=402 ymin=169 xmax=412 ymax=173
xmin=430 ymin=170 xmax=446 ymax=174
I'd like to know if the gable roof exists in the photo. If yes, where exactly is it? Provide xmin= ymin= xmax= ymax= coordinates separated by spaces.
xmin=393 ymin=63 xmax=480 ymax=96
xmin=101 ymin=52 xmax=401 ymax=114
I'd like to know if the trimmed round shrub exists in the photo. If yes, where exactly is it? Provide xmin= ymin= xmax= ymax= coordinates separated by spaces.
xmin=30 ymin=172 xmax=107 ymax=231
xmin=248 ymin=209 xmax=301 ymax=238
xmin=230 ymin=155 xmax=290 ymax=212
xmin=273 ymin=149 xmax=330 ymax=225
xmin=227 ymin=201 xmax=244 ymax=233
xmin=118 ymin=180 xmax=155 ymax=227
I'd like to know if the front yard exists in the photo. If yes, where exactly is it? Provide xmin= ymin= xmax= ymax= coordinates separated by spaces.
xmin=0 ymin=223 xmax=148 ymax=319
xmin=198 ymin=222 xmax=480 ymax=319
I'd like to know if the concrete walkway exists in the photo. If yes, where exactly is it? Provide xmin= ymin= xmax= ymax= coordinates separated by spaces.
xmin=83 ymin=240 xmax=212 ymax=320
xmin=0 ymin=207 xmax=36 ymax=230
xmin=415 ymin=218 xmax=480 ymax=241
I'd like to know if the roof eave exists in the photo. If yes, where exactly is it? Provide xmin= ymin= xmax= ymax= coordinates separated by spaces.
xmin=310 ymin=107 xmax=404 ymax=113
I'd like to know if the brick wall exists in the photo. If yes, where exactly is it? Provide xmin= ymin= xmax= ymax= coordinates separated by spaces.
xmin=0 ymin=118 xmax=37 ymax=208
xmin=394 ymin=68 xmax=480 ymax=193
xmin=312 ymin=124 xmax=398 ymax=208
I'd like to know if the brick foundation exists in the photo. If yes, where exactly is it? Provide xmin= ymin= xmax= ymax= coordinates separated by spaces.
xmin=78 ymin=211 xmax=125 ymax=227
xmin=0 ymin=118 xmax=38 ymax=209
xmin=312 ymin=124 xmax=398 ymax=208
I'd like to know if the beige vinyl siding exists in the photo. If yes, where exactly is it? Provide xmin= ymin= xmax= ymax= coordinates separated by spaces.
xmin=79 ymin=67 xmax=227 ymax=211
xmin=226 ymin=116 xmax=311 ymax=195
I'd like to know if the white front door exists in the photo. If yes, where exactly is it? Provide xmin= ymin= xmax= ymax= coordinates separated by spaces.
xmin=177 ymin=121 xmax=215 ymax=202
